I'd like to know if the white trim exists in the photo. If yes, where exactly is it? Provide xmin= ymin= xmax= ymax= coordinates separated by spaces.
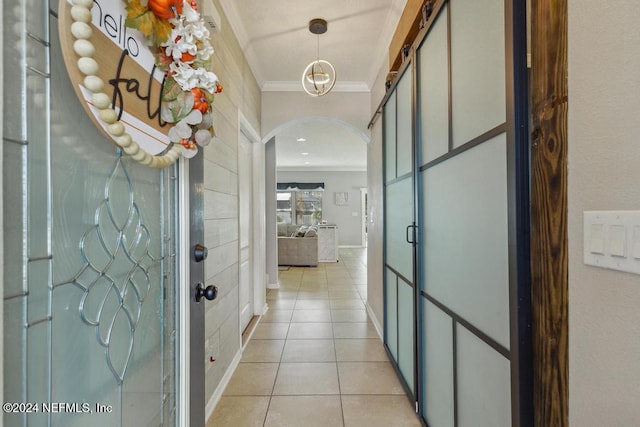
xmin=242 ymin=309 xmax=267 ymax=351
xmin=204 ymin=348 xmax=243 ymax=422
xmin=262 ymin=80 xmax=370 ymax=93
xmin=178 ymin=157 xmax=191 ymax=427
xmin=238 ymin=111 xmax=267 ymax=320
xmin=366 ymin=302 xmax=384 ymax=340
xmin=267 ymin=283 xmax=280 ymax=290
xmin=338 ymin=245 xmax=366 ymax=249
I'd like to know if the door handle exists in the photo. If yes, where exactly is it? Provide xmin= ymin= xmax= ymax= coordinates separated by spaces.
xmin=406 ymin=224 xmax=417 ymax=244
xmin=195 ymin=282 xmax=218 ymax=302
xmin=194 ymin=243 xmax=208 ymax=262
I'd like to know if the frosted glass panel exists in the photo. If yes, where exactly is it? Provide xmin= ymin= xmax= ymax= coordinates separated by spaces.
xmin=385 ymin=268 xmax=398 ymax=359
xmin=422 ymin=300 xmax=454 ymax=427
xmin=385 ymin=178 xmax=413 ymax=281
xmin=396 ymin=64 xmax=413 ymax=177
xmin=384 ymin=91 xmax=397 ymax=181
xmin=422 ymin=135 xmax=509 ymax=348
xmin=397 ymin=280 xmax=414 ymax=393
xmin=419 ymin=5 xmax=449 ymax=164
xmin=457 ymin=325 xmax=511 ymax=427
xmin=450 ymin=0 xmax=505 ymax=147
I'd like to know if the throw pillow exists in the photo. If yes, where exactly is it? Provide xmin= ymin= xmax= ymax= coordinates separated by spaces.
xmin=304 ymin=229 xmax=317 ymax=237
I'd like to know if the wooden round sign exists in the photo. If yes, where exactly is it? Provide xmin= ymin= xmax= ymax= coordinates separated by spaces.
xmin=58 ymin=0 xmax=220 ymax=167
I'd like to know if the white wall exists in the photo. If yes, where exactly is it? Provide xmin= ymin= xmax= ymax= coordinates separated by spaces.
xmin=203 ymin=0 xmax=262 ymax=410
xmin=277 ymin=170 xmax=367 ymax=246
xmin=265 ymin=138 xmax=278 ymax=286
xmin=568 ymin=2 xmax=640 ymax=425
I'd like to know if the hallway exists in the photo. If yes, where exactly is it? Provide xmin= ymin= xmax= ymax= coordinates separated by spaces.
xmin=208 ymin=249 xmax=421 ymax=426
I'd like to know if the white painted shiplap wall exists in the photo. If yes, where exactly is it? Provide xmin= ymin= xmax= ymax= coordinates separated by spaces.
xmin=200 ymin=0 xmax=261 ymax=406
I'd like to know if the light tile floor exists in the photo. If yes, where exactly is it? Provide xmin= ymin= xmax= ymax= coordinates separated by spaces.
xmin=207 ymin=248 xmax=422 ymax=427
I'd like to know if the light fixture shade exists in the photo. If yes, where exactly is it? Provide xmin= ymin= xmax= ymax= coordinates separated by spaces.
xmin=302 ymin=59 xmax=336 ymax=97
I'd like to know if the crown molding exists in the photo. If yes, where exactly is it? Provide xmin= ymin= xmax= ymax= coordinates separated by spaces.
xmin=262 ymin=81 xmax=370 ymax=92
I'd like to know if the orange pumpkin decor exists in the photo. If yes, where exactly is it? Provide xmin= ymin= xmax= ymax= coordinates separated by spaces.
xmin=148 ymin=0 xmax=183 ymax=20
xmin=180 ymin=52 xmax=195 ymax=63
xmin=191 ymin=88 xmax=209 ymax=113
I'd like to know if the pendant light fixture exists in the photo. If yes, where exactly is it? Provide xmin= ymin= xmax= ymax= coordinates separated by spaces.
xmin=302 ymin=18 xmax=336 ymax=97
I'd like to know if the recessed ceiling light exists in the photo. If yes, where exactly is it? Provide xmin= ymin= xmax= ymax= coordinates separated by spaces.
xmin=296 ymin=138 xmax=306 ymax=142
xmin=301 ymin=152 xmax=309 ymax=156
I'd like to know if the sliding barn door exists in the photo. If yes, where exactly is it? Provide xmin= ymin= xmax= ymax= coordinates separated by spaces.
xmin=416 ymin=1 xmax=531 ymax=425
xmin=383 ymin=62 xmax=417 ymax=399
xmin=381 ymin=0 xmax=531 ymax=425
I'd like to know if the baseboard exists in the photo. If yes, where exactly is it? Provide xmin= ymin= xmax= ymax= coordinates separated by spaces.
xmin=338 ymin=245 xmax=366 ymax=249
xmin=205 ymin=348 xmax=242 ymax=422
xmin=267 ymin=282 xmax=279 ymax=289
xmin=365 ymin=302 xmax=384 ymax=340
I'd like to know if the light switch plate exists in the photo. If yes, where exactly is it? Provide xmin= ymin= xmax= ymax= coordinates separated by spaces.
xmin=584 ymin=211 xmax=640 ymax=275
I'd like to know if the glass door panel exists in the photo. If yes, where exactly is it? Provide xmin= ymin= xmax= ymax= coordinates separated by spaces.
xmin=415 ymin=0 xmax=530 ymax=425
xmin=418 ymin=4 xmax=449 ymax=164
xmin=396 ymin=64 xmax=413 ymax=177
xmin=385 ymin=268 xmax=398 ymax=360
xmin=450 ymin=0 xmax=506 ymax=147
xmin=422 ymin=300 xmax=454 ymax=427
xmin=383 ymin=63 xmax=416 ymax=398
xmin=3 ymin=5 xmax=179 ymax=426
xmin=397 ymin=280 xmax=415 ymax=395
xmin=384 ymin=91 xmax=397 ymax=182
xmin=384 ymin=178 xmax=414 ymax=280
xmin=422 ymin=136 xmax=510 ymax=348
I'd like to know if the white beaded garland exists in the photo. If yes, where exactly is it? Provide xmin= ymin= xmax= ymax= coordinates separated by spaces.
xmin=70 ymin=21 xmax=92 ymax=39
xmin=77 ymin=57 xmax=98 ymax=75
xmin=98 ymin=108 xmax=118 ymax=124
xmin=83 ymin=75 xmax=104 ymax=92
xmin=72 ymin=0 xmax=94 ymax=8
xmin=123 ymin=142 xmax=140 ymax=156
xmin=73 ymin=39 xmax=95 ymax=57
xmin=108 ymin=122 xmax=125 ymax=136
xmin=131 ymin=150 xmax=147 ymax=162
xmin=115 ymin=134 xmax=133 ymax=147
xmin=70 ymin=5 xmax=92 ymax=23
xmin=92 ymin=93 xmax=111 ymax=109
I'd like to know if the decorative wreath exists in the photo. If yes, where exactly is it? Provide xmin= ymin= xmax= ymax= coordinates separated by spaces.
xmin=68 ymin=0 xmax=222 ymax=168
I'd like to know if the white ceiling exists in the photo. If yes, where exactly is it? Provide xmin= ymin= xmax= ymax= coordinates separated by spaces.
xmin=217 ymin=0 xmax=406 ymax=170
xmin=275 ymin=121 xmax=368 ymax=171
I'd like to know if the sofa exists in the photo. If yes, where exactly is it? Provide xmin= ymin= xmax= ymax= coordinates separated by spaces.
xmin=277 ymin=224 xmax=318 ymax=266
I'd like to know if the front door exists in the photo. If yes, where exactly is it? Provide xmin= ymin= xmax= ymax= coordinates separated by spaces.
xmin=2 ymin=3 xmax=185 ymax=425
